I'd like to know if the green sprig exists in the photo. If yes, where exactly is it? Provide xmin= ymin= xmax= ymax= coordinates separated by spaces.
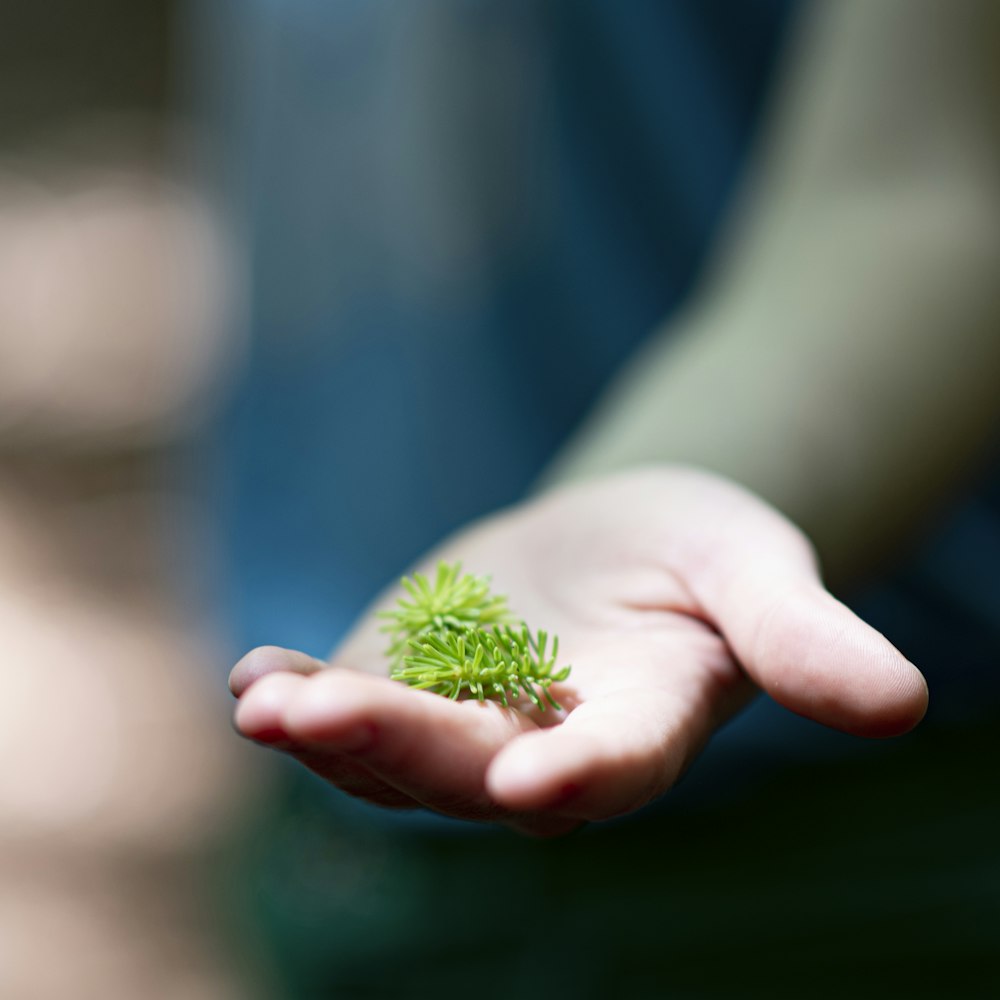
xmin=378 ymin=561 xmax=513 ymax=665
xmin=381 ymin=562 xmax=571 ymax=710
xmin=394 ymin=624 xmax=570 ymax=710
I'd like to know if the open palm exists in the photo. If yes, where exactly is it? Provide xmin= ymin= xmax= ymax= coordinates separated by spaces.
xmin=231 ymin=468 xmax=927 ymax=836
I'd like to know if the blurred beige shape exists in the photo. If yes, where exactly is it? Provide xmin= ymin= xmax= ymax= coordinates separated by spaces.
xmin=0 ymin=575 xmax=242 ymax=849
xmin=0 ymin=579 xmax=253 ymax=1000
xmin=0 ymin=155 xmax=240 ymax=447
xmin=0 ymin=121 xmax=270 ymax=999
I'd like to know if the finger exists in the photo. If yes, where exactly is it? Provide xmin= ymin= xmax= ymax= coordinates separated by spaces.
xmin=277 ymin=670 xmax=538 ymax=820
xmin=728 ymin=582 xmax=927 ymax=737
xmin=487 ymin=671 xmax=751 ymax=820
xmin=234 ymin=672 xmax=416 ymax=807
xmin=290 ymin=747 xmax=420 ymax=809
xmin=680 ymin=485 xmax=928 ymax=737
xmin=233 ymin=670 xmax=307 ymax=741
xmin=229 ymin=645 xmax=327 ymax=696
xmin=487 ymin=690 xmax=695 ymax=820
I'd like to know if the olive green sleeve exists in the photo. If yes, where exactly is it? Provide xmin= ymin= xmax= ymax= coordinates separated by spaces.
xmin=544 ymin=0 xmax=1000 ymax=585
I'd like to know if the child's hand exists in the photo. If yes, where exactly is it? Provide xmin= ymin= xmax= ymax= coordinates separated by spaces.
xmin=230 ymin=467 xmax=927 ymax=836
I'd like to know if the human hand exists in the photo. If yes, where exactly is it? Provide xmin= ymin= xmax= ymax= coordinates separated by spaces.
xmin=230 ymin=467 xmax=927 ymax=836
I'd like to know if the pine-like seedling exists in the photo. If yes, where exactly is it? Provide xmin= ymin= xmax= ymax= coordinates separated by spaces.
xmin=380 ymin=563 xmax=570 ymax=710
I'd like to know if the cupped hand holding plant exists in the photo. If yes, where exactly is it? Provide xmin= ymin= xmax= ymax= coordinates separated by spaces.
xmin=230 ymin=467 xmax=927 ymax=837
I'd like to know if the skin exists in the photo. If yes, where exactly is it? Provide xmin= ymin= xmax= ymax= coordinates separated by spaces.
xmin=231 ymin=467 xmax=927 ymax=837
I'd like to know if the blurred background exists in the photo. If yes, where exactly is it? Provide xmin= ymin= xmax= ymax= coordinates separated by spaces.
xmin=2 ymin=1 xmax=998 ymax=998
xmin=0 ymin=2 xmax=270 ymax=997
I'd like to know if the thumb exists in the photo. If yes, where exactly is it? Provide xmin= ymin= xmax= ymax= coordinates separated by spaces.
xmin=681 ymin=487 xmax=928 ymax=737
xmin=727 ymin=581 xmax=927 ymax=737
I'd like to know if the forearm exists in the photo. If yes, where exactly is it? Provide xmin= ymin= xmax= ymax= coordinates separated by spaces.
xmin=545 ymin=0 xmax=1000 ymax=585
